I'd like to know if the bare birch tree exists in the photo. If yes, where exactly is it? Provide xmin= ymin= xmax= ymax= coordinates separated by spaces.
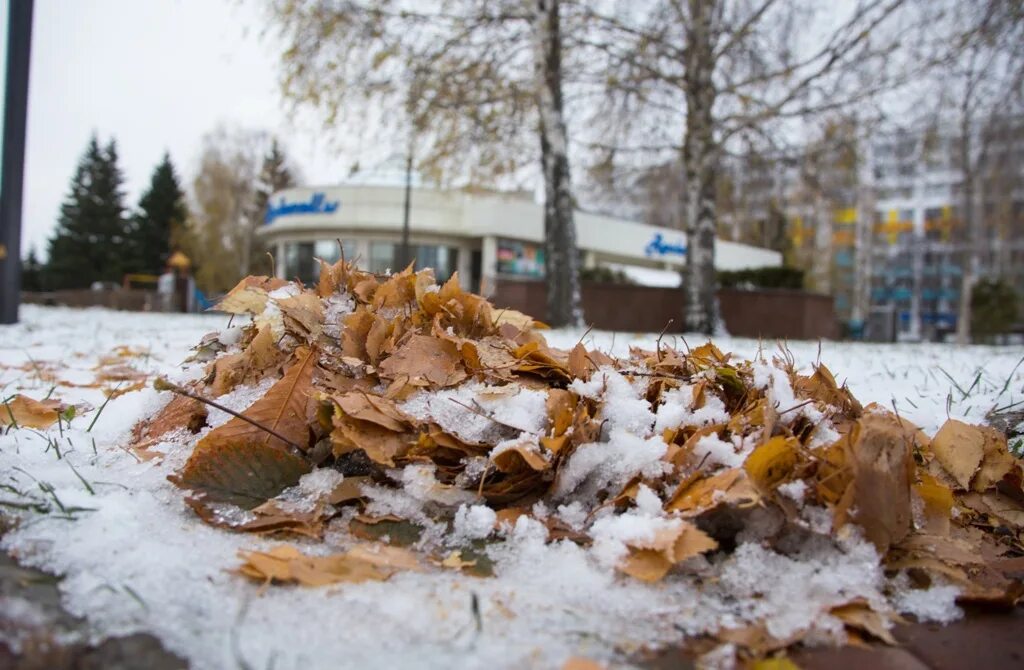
xmin=579 ymin=0 xmax=913 ymax=333
xmin=267 ymin=0 xmax=584 ymax=327
xmin=926 ymin=1 xmax=1024 ymax=344
xmin=186 ymin=126 xmax=295 ymax=291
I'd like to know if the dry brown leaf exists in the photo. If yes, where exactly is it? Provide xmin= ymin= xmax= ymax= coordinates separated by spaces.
xmin=212 ymin=275 xmax=290 ymax=315
xmin=341 ymin=308 xmax=376 ymax=361
xmin=491 ymin=438 xmax=551 ymax=473
xmin=277 ymin=291 xmax=325 ymax=342
xmin=794 ymin=364 xmax=862 ymax=419
xmin=204 ymin=347 xmax=318 ymax=454
xmin=131 ymin=393 xmax=207 ymax=450
xmin=172 ymin=437 xmax=310 ymax=508
xmin=331 ymin=413 xmax=411 ymax=466
xmin=378 ymin=334 xmax=466 ymax=387
xmin=830 ymin=600 xmax=897 ymax=645
xmin=237 ymin=543 xmax=418 ymax=587
xmin=438 ymin=550 xmax=477 ymax=571
xmin=666 ymin=467 xmax=760 ymax=516
xmin=973 ymin=426 xmax=1015 ymax=492
xmin=1 ymin=394 xmax=65 ymax=429
xmin=838 ymin=412 xmax=915 ymax=554
xmin=931 ymin=419 xmax=986 ymax=490
xmin=332 ymin=392 xmax=411 ymax=432
xmin=567 ymin=343 xmax=592 ymax=380
xmin=619 ymin=520 xmax=718 ymax=581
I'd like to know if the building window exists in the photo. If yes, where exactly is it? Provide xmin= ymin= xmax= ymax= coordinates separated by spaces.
xmin=412 ymin=245 xmax=459 ymax=281
xmin=496 ymin=238 xmax=545 ymax=277
xmin=283 ymin=240 xmax=360 ymax=284
xmin=283 ymin=242 xmax=316 ymax=285
xmin=369 ymin=242 xmax=395 ymax=274
xmin=314 ymin=239 xmax=358 ymax=276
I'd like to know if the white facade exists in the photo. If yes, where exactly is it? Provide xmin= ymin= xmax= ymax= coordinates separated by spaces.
xmin=257 ymin=185 xmax=782 ymax=293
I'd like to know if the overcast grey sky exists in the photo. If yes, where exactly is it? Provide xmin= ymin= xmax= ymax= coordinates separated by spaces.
xmin=14 ymin=0 xmax=348 ymax=257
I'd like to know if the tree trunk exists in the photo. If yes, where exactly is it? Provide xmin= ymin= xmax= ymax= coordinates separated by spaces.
xmin=683 ymin=0 xmax=718 ymax=335
xmin=955 ymin=114 xmax=977 ymax=345
xmin=532 ymin=0 xmax=583 ymax=328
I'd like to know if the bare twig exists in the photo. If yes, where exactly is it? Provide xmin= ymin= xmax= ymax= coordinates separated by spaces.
xmin=154 ymin=377 xmax=304 ymax=452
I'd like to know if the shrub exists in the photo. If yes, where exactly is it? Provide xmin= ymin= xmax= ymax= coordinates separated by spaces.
xmin=971 ymin=278 xmax=1019 ymax=341
xmin=717 ymin=266 xmax=804 ymax=290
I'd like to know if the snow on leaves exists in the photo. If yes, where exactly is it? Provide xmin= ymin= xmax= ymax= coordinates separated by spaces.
xmin=125 ymin=258 xmax=1024 ymax=663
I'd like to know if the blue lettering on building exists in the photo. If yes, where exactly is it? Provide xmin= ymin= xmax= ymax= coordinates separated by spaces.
xmin=644 ymin=232 xmax=687 ymax=257
xmin=265 ymin=192 xmax=340 ymax=224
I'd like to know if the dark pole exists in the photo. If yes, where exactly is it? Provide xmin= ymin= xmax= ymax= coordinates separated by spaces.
xmin=0 ymin=0 xmax=34 ymax=325
xmin=399 ymin=145 xmax=412 ymax=269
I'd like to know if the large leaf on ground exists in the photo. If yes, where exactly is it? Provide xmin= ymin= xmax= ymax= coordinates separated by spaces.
xmin=201 ymin=347 xmax=318 ymax=453
xmin=211 ymin=275 xmax=290 ymax=315
xmin=172 ymin=348 xmax=317 ymax=506
xmin=1 ymin=394 xmax=66 ymax=429
xmin=171 ymin=436 xmax=310 ymax=508
xmin=837 ymin=412 xmax=915 ymax=553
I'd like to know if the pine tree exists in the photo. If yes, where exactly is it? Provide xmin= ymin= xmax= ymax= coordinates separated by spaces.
xmin=126 ymin=153 xmax=188 ymax=275
xmin=20 ymin=246 xmax=43 ymax=292
xmin=46 ymin=136 xmax=129 ymax=289
xmin=246 ymin=139 xmax=296 ymax=275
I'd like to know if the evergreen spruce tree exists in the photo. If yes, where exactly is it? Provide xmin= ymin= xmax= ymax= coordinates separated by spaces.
xmin=20 ymin=246 xmax=43 ymax=292
xmin=126 ymin=153 xmax=188 ymax=274
xmin=46 ymin=136 xmax=129 ymax=289
xmin=245 ymin=139 xmax=296 ymax=275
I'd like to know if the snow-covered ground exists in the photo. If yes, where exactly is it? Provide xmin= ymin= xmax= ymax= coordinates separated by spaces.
xmin=1 ymin=305 xmax=1021 ymax=669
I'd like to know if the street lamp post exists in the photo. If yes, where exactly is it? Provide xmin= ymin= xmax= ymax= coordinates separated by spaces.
xmin=0 ymin=0 xmax=35 ymax=324
xmin=398 ymin=146 xmax=413 ymax=269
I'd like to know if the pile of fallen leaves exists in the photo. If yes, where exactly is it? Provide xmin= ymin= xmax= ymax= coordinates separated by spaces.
xmin=127 ymin=258 xmax=1023 ymax=660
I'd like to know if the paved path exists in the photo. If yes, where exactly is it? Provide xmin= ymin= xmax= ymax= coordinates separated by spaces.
xmin=2 ymin=532 xmax=1021 ymax=669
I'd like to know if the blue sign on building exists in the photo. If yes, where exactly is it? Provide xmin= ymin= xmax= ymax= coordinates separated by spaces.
xmin=644 ymin=232 xmax=687 ymax=257
xmin=265 ymin=192 xmax=340 ymax=224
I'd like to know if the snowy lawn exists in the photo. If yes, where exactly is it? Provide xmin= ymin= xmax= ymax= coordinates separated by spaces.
xmin=0 ymin=304 xmax=1022 ymax=669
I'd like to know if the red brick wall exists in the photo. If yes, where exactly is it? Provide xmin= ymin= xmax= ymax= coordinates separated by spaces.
xmin=492 ymin=279 xmax=839 ymax=340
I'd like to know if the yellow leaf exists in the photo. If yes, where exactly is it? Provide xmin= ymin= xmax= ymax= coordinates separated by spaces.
xmin=751 ymin=657 xmax=801 ymax=670
xmin=1 ymin=394 xmax=64 ymax=429
xmin=913 ymin=472 xmax=953 ymax=535
xmin=744 ymin=436 xmax=800 ymax=491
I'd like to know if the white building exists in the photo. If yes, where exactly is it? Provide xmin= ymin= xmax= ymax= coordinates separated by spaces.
xmin=866 ymin=119 xmax=1024 ymax=341
xmin=257 ymin=185 xmax=782 ymax=293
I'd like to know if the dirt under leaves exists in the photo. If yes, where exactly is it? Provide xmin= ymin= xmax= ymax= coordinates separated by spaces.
xmin=118 ymin=259 xmax=1023 ymax=664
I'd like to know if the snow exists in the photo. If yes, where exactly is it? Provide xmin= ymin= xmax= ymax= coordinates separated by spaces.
xmin=604 ymin=262 xmax=682 ymax=288
xmin=2 ymin=305 xmax=1022 ymax=668
xmin=401 ymin=383 xmax=548 ymax=444
xmin=452 ymin=504 xmax=497 ymax=542
xmin=890 ymin=575 xmax=963 ymax=624
xmin=654 ymin=384 xmax=730 ymax=433
xmin=693 ymin=433 xmax=745 ymax=468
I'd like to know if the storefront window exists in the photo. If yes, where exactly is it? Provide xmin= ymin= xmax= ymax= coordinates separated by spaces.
xmin=496 ymin=238 xmax=545 ymax=277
